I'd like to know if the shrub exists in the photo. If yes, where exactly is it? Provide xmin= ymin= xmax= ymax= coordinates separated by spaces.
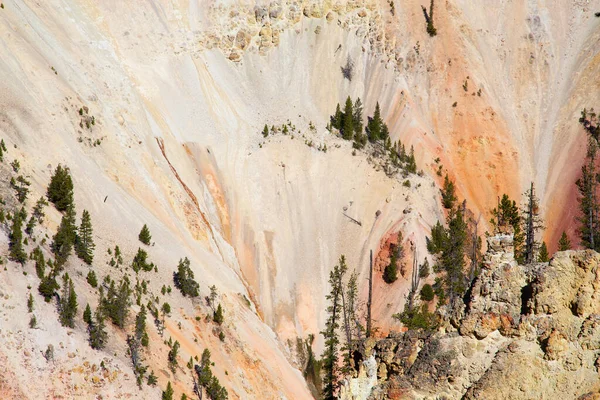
xmin=420 ymin=284 xmax=435 ymax=301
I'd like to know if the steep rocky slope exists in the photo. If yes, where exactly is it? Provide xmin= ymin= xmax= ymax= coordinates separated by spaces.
xmin=1 ymin=0 xmax=600 ymax=398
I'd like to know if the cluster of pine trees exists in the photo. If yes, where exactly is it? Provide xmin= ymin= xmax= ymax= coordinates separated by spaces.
xmin=328 ymin=97 xmax=417 ymax=173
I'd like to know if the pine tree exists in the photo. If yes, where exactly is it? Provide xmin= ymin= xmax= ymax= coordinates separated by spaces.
xmin=75 ymin=210 xmax=95 ymax=264
xmin=262 ymin=124 xmax=269 ymax=138
xmin=89 ymin=308 xmax=108 ymax=350
xmin=320 ymin=259 xmax=345 ymax=400
xmin=27 ymin=293 xmax=34 ymax=313
xmin=342 ymin=96 xmax=354 ymax=140
xmin=352 ymin=98 xmax=363 ymax=137
xmin=383 ymin=244 xmax=400 ymax=284
xmin=162 ymin=382 xmax=174 ymax=400
xmin=52 ymin=204 xmax=77 ymax=267
xmin=8 ymin=208 xmax=27 ymax=264
xmin=331 ymin=103 xmax=343 ymax=130
xmin=173 ymin=257 xmax=200 ymax=297
xmin=441 ymin=174 xmax=457 ymax=209
xmin=558 ymin=231 xmax=571 ymax=251
xmin=38 ymin=271 xmax=58 ymax=302
xmin=83 ymin=303 xmax=92 ymax=325
xmin=135 ymin=305 xmax=149 ymax=347
xmin=10 ymin=175 xmax=31 ymax=203
xmin=406 ymin=146 xmax=417 ymax=174
xmin=538 ymin=241 xmax=549 ymax=262
xmin=86 ymin=270 xmax=98 ymax=287
xmin=213 ymin=304 xmax=224 ymax=325
xmin=168 ymin=340 xmax=180 ymax=372
xmin=58 ymin=273 xmax=78 ymax=328
xmin=47 ymin=165 xmax=74 ymax=211
xmin=103 ymin=276 xmax=132 ymax=328
xmin=138 ymin=224 xmax=152 ymax=245
xmin=131 ymin=248 xmax=154 ymax=273
xmin=366 ymin=102 xmax=383 ymax=142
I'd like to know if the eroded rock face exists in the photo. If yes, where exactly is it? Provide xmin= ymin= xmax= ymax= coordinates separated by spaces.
xmin=364 ymin=237 xmax=600 ymax=400
xmin=460 ymin=235 xmax=528 ymax=339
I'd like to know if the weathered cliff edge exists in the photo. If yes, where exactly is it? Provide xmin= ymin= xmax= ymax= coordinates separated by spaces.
xmin=342 ymin=235 xmax=600 ymax=399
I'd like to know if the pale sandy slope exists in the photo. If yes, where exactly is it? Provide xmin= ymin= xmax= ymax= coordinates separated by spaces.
xmin=1 ymin=0 xmax=600 ymax=399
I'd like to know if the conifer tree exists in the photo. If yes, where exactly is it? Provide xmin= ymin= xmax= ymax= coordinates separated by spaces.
xmin=406 ymin=146 xmax=417 ymax=174
xmin=331 ymin=103 xmax=342 ymax=130
xmin=342 ymin=96 xmax=354 ymax=140
xmin=103 ymin=276 xmax=132 ymax=328
xmin=86 ymin=270 xmax=98 ymax=287
xmin=47 ymin=165 xmax=74 ymax=211
xmin=352 ymin=98 xmax=363 ymax=137
xmin=52 ymin=204 xmax=77 ymax=267
xmin=320 ymin=258 xmax=345 ymax=400
xmin=173 ymin=257 xmax=200 ymax=297
xmin=168 ymin=340 xmax=180 ymax=372
xmin=538 ymin=241 xmax=549 ymax=262
xmin=441 ymin=174 xmax=457 ymax=210
xmin=9 ymin=208 xmax=27 ymax=264
xmin=27 ymin=293 xmax=34 ymax=313
xmin=58 ymin=273 xmax=78 ymax=328
xmin=135 ymin=305 xmax=149 ymax=347
xmin=162 ymin=381 xmax=174 ymax=400
xmin=213 ymin=304 xmax=224 ymax=325
xmin=138 ymin=224 xmax=152 ymax=245
xmin=11 ymin=175 xmax=31 ymax=203
xmin=89 ymin=307 xmax=108 ymax=350
xmin=38 ymin=271 xmax=59 ymax=302
xmin=31 ymin=246 xmax=45 ymax=278
xmin=558 ymin=231 xmax=571 ymax=251
xmin=83 ymin=303 xmax=92 ymax=326
xmin=131 ymin=248 xmax=154 ymax=273
xmin=262 ymin=124 xmax=269 ymax=138
xmin=366 ymin=102 xmax=383 ymax=142
xmin=75 ymin=210 xmax=95 ymax=264
xmin=383 ymin=244 xmax=400 ymax=284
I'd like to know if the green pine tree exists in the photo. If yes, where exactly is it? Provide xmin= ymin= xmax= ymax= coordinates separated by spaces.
xmin=162 ymin=381 xmax=174 ymax=400
xmin=538 ymin=241 xmax=549 ymax=262
xmin=558 ymin=231 xmax=571 ymax=251
xmin=138 ymin=224 xmax=152 ymax=245
xmin=52 ymin=204 xmax=77 ymax=267
xmin=9 ymin=208 xmax=27 ymax=264
xmin=89 ymin=307 xmax=108 ymax=350
xmin=342 ymin=96 xmax=354 ymax=140
xmin=86 ymin=270 xmax=98 ymax=287
xmin=46 ymin=165 xmax=74 ymax=212
xmin=213 ymin=304 xmax=224 ymax=325
xmin=383 ymin=245 xmax=399 ymax=284
xmin=352 ymin=98 xmax=363 ymax=137
xmin=75 ymin=210 xmax=95 ymax=264
xmin=173 ymin=257 xmax=199 ymax=297
xmin=83 ymin=303 xmax=92 ymax=326
xmin=262 ymin=124 xmax=269 ymax=138
xmin=366 ymin=102 xmax=383 ymax=142
xmin=38 ymin=271 xmax=58 ymax=302
xmin=441 ymin=174 xmax=457 ymax=209
xmin=58 ymin=273 xmax=78 ymax=328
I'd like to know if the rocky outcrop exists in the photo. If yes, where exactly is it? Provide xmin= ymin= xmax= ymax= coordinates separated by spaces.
xmin=459 ymin=234 xmax=529 ymax=339
xmin=361 ymin=236 xmax=600 ymax=400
